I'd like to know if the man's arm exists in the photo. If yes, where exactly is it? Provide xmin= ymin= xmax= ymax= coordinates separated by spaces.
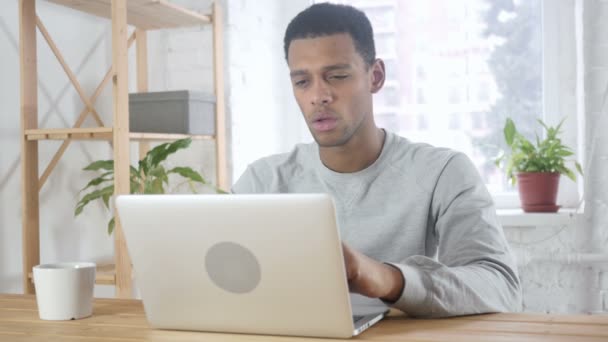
xmin=342 ymin=243 xmax=404 ymax=302
xmin=345 ymin=153 xmax=522 ymax=317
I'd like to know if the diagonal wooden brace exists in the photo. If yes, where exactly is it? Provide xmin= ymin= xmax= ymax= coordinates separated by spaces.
xmin=36 ymin=15 xmax=106 ymax=127
xmin=38 ymin=31 xmax=136 ymax=190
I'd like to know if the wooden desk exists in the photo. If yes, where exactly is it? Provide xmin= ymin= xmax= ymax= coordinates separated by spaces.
xmin=1 ymin=294 xmax=607 ymax=341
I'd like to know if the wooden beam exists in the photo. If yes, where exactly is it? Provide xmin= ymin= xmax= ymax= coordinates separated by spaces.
xmin=25 ymin=127 xmax=113 ymax=139
xmin=135 ymin=29 xmax=148 ymax=93
xmin=111 ymin=0 xmax=132 ymax=299
xmin=212 ymin=2 xmax=228 ymax=191
xmin=94 ymin=264 xmax=117 ymax=285
xmin=129 ymin=133 xmax=214 ymax=141
xmin=135 ymin=28 xmax=150 ymax=161
xmin=46 ymin=0 xmax=211 ymax=30
xmin=25 ymin=129 xmax=214 ymax=142
xmin=19 ymin=0 xmax=39 ymax=295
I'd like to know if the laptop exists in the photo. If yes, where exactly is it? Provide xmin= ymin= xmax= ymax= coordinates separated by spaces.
xmin=115 ymin=193 xmax=388 ymax=338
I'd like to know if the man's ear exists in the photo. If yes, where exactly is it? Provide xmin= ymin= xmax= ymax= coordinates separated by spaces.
xmin=370 ymin=59 xmax=386 ymax=94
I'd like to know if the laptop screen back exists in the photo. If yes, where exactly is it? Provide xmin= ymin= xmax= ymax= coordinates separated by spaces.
xmin=116 ymin=194 xmax=358 ymax=338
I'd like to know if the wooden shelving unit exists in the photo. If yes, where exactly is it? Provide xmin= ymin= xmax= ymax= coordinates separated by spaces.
xmin=24 ymin=128 xmax=216 ymax=141
xmin=19 ymin=0 xmax=227 ymax=298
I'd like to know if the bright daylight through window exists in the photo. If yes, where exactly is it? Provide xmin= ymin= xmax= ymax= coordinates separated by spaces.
xmin=331 ymin=0 xmax=543 ymax=196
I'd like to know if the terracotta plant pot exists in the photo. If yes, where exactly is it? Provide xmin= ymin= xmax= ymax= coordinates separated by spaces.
xmin=516 ymin=172 xmax=560 ymax=212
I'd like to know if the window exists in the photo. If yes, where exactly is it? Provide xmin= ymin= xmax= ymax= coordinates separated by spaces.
xmin=448 ymin=112 xmax=462 ymax=130
xmin=477 ymin=81 xmax=491 ymax=103
xmin=448 ymin=86 xmax=461 ymax=104
xmin=471 ymin=111 xmax=485 ymax=130
xmin=416 ymin=87 xmax=426 ymax=104
xmin=300 ymin=0 xmax=581 ymax=208
xmin=417 ymin=114 xmax=429 ymax=130
xmin=374 ymin=83 xmax=400 ymax=108
xmin=383 ymin=58 xmax=398 ymax=81
xmin=416 ymin=65 xmax=426 ymax=80
xmin=326 ymin=0 xmax=578 ymax=206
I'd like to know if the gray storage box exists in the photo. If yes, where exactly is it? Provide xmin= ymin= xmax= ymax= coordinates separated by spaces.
xmin=129 ymin=90 xmax=216 ymax=135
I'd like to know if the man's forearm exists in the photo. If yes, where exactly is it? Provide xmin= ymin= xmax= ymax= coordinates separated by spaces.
xmin=343 ymin=242 xmax=405 ymax=301
xmin=379 ymin=263 xmax=405 ymax=303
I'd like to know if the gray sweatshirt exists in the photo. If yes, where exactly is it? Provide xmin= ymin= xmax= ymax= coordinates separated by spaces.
xmin=232 ymin=130 xmax=522 ymax=317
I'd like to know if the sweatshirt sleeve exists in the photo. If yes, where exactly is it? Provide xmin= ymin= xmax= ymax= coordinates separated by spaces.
xmin=386 ymin=153 xmax=522 ymax=317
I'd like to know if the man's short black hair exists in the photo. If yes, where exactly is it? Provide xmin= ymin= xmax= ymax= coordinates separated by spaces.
xmin=283 ymin=3 xmax=376 ymax=67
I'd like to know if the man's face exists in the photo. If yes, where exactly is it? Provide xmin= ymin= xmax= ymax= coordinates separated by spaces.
xmin=287 ymin=33 xmax=384 ymax=147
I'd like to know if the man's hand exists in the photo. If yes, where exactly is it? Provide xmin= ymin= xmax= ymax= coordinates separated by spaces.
xmin=342 ymin=242 xmax=405 ymax=302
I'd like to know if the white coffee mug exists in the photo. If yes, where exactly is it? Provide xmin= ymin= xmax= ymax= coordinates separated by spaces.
xmin=33 ymin=262 xmax=96 ymax=320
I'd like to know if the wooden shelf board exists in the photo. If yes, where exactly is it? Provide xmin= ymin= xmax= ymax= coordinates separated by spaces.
xmin=46 ymin=0 xmax=211 ymax=30
xmin=25 ymin=127 xmax=113 ymax=140
xmin=27 ymin=265 xmax=116 ymax=286
xmin=95 ymin=264 xmax=117 ymax=285
xmin=129 ymin=132 xmax=215 ymax=141
xmin=25 ymin=128 xmax=213 ymax=141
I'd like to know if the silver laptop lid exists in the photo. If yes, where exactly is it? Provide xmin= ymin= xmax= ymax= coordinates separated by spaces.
xmin=116 ymin=194 xmax=361 ymax=338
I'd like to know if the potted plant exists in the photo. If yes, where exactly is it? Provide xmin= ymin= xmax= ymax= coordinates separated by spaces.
xmin=495 ymin=118 xmax=583 ymax=212
xmin=75 ymin=138 xmax=226 ymax=234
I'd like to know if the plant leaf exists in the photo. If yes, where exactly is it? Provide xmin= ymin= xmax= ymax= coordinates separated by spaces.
xmin=504 ymin=118 xmax=516 ymax=147
xmin=75 ymin=185 xmax=114 ymax=216
xmin=537 ymin=118 xmax=549 ymax=132
xmin=494 ymin=151 xmax=504 ymax=167
xmin=79 ymin=171 xmax=114 ymax=193
xmin=102 ymin=193 xmax=111 ymax=209
xmin=575 ymin=161 xmax=583 ymax=176
xmin=130 ymin=180 xmax=141 ymax=194
xmin=138 ymin=158 xmax=149 ymax=177
xmin=555 ymin=117 xmax=566 ymax=134
xmin=83 ymin=160 xmax=114 ymax=171
xmin=147 ymin=138 xmax=192 ymax=169
xmin=556 ymin=149 xmax=574 ymax=157
xmin=130 ymin=166 xmax=141 ymax=181
xmin=149 ymin=166 xmax=170 ymax=185
xmin=151 ymin=178 xmax=164 ymax=194
xmin=168 ymin=166 xmax=205 ymax=184
xmin=563 ymin=167 xmax=576 ymax=182
xmin=107 ymin=217 xmax=115 ymax=235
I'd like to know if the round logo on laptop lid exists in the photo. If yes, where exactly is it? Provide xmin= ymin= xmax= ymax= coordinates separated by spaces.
xmin=204 ymin=241 xmax=261 ymax=294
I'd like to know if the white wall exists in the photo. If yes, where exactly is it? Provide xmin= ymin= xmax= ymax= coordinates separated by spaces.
xmin=225 ymin=0 xmax=310 ymax=180
xmin=1 ymin=0 xmax=607 ymax=313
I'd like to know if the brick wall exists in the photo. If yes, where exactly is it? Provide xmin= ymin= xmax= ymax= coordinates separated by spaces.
xmin=584 ymin=0 xmax=608 ymax=254
xmin=504 ymin=219 xmax=607 ymax=313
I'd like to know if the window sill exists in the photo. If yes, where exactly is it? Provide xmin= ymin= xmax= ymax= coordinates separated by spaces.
xmin=497 ymin=208 xmax=581 ymax=228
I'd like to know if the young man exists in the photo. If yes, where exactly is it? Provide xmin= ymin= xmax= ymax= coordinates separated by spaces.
xmin=232 ymin=3 xmax=522 ymax=317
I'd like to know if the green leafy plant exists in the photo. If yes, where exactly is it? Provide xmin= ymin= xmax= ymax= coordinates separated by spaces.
xmin=495 ymin=118 xmax=583 ymax=185
xmin=75 ymin=138 xmax=225 ymax=234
